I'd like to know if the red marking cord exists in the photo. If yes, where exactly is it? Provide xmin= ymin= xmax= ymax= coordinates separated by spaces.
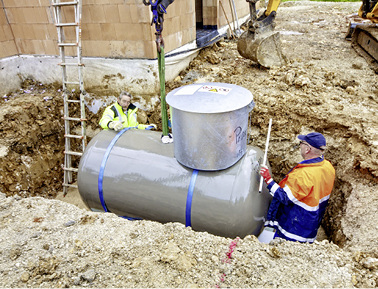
xmin=215 ymin=237 xmax=240 ymax=287
xmin=225 ymin=237 xmax=239 ymax=262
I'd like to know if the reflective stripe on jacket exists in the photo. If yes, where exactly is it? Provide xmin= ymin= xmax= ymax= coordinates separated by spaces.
xmin=264 ymin=156 xmax=335 ymax=243
xmin=99 ymin=102 xmax=149 ymax=130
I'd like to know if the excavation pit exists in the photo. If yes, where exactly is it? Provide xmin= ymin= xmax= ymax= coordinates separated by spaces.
xmin=0 ymin=1 xmax=377 ymax=286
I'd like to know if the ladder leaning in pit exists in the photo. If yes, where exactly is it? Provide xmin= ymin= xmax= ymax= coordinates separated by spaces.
xmin=50 ymin=0 xmax=87 ymax=196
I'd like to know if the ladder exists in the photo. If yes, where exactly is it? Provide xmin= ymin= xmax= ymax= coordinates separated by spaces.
xmin=51 ymin=0 xmax=87 ymax=196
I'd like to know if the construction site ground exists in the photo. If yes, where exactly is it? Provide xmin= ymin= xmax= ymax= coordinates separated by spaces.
xmin=0 ymin=1 xmax=377 ymax=287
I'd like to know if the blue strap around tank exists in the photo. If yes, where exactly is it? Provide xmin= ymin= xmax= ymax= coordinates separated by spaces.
xmin=98 ymin=127 xmax=135 ymax=212
xmin=185 ymin=169 xmax=199 ymax=227
xmin=121 ymin=215 xmax=143 ymax=221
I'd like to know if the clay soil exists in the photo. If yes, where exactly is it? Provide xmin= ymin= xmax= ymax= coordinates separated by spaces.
xmin=0 ymin=1 xmax=377 ymax=287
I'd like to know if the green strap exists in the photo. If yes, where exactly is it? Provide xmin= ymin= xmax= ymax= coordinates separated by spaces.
xmin=158 ymin=46 xmax=169 ymax=136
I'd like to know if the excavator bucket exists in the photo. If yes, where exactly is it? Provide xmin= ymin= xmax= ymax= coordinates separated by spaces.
xmin=237 ymin=30 xmax=286 ymax=68
xmin=237 ymin=0 xmax=285 ymax=68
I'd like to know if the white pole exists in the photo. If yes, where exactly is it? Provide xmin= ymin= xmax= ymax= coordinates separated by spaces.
xmin=259 ymin=118 xmax=272 ymax=193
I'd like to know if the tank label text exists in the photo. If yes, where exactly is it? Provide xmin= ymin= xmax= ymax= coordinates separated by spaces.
xmin=234 ymin=126 xmax=247 ymax=145
xmin=198 ymin=85 xmax=231 ymax=95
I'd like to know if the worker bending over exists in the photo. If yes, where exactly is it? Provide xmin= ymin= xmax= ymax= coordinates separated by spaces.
xmin=259 ymin=132 xmax=335 ymax=243
xmin=99 ymin=91 xmax=157 ymax=131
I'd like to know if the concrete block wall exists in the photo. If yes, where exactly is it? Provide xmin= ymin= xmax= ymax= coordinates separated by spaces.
xmin=218 ymin=0 xmax=233 ymax=29
xmin=163 ymin=0 xmax=196 ymax=54
xmin=201 ymin=0 xmax=249 ymax=29
xmin=232 ymin=0 xmax=254 ymax=26
xmin=80 ymin=1 xmax=155 ymax=58
xmin=1 ymin=0 xmax=56 ymax=57
xmin=203 ymin=0 xmax=218 ymax=28
xmin=0 ymin=4 xmax=18 ymax=58
xmin=195 ymin=0 xmax=202 ymax=24
xmin=218 ymin=0 xmax=250 ymax=29
xmin=0 ymin=0 xmax=196 ymax=59
xmin=0 ymin=0 xmax=250 ymax=96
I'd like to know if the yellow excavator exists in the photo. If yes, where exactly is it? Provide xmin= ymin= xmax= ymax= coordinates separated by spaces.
xmin=238 ymin=0 xmax=378 ymax=72
xmin=347 ymin=0 xmax=378 ymax=73
xmin=237 ymin=0 xmax=285 ymax=68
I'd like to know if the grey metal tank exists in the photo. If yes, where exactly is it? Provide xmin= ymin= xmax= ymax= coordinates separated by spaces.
xmin=166 ymin=82 xmax=255 ymax=171
xmin=77 ymin=129 xmax=272 ymax=238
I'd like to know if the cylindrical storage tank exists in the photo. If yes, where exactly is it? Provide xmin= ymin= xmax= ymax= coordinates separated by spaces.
xmin=78 ymin=129 xmax=272 ymax=238
xmin=166 ymin=82 xmax=255 ymax=171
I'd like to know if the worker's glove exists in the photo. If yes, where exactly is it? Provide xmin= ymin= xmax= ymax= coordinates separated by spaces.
xmin=161 ymin=133 xmax=173 ymax=144
xmin=109 ymin=121 xmax=123 ymax=132
xmin=147 ymin=123 xmax=157 ymax=130
xmin=108 ymin=121 xmax=116 ymax=129
xmin=259 ymin=165 xmax=273 ymax=184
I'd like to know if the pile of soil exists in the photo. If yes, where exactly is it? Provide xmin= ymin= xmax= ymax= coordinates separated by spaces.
xmin=0 ymin=1 xmax=377 ymax=287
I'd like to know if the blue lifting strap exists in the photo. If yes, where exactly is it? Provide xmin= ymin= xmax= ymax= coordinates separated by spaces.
xmin=121 ymin=215 xmax=143 ymax=221
xmin=185 ymin=169 xmax=199 ymax=227
xmin=98 ymin=127 xmax=135 ymax=212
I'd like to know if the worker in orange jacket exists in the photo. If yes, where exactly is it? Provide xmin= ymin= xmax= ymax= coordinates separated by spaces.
xmin=259 ymin=132 xmax=335 ymax=243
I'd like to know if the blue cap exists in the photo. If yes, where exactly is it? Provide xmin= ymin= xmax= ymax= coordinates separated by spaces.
xmin=298 ymin=132 xmax=326 ymax=149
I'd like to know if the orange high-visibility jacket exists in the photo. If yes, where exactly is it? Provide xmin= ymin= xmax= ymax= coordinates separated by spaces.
xmin=265 ymin=156 xmax=335 ymax=242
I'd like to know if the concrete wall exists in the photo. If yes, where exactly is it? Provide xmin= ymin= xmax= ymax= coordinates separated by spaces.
xmin=0 ymin=0 xmax=251 ymax=59
xmin=0 ymin=2 xmax=18 ymax=57
xmin=0 ymin=0 xmax=198 ymax=96
xmin=1 ymin=0 xmax=58 ymax=57
xmin=217 ymin=0 xmax=263 ymax=31
xmin=0 ymin=48 xmax=199 ymax=97
xmin=0 ymin=0 xmax=251 ymax=96
xmin=0 ymin=0 xmax=197 ymax=59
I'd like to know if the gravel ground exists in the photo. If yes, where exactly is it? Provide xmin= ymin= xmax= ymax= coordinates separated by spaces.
xmin=2 ymin=194 xmax=375 ymax=288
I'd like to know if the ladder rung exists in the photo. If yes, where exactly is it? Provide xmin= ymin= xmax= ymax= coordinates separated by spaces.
xmin=52 ymin=1 xmax=78 ymax=6
xmin=63 ymin=117 xmax=87 ymax=121
xmin=63 ymin=183 xmax=78 ymax=188
xmin=65 ymin=134 xmax=84 ymax=139
xmin=58 ymin=43 xmax=78 ymax=47
xmin=63 ymin=167 xmax=79 ymax=172
xmin=55 ymin=22 xmax=78 ymax=27
xmin=64 ymin=151 xmax=83 ymax=157
xmin=67 ymin=99 xmax=80 ymax=103
xmin=59 ymin=62 xmax=83 ymax=66
xmin=64 ymin=81 xmax=80 ymax=85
